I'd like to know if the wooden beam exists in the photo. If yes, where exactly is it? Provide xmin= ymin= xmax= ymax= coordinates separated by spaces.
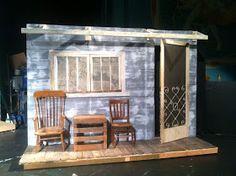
xmin=21 ymin=28 xmax=208 ymax=40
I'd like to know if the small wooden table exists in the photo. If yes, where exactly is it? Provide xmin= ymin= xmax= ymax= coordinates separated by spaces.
xmin=73 ymin=114 xmax=107 ymax=151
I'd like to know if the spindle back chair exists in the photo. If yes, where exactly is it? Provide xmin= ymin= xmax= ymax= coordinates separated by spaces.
xmin=109 ymin=99 xmax=136 ymax=147
xmin=34 ymin=90 xmax=69 ymax=151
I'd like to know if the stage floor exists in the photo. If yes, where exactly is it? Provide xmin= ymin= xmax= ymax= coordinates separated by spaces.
xmin=19 ymin=137 xmax=218 ymax=170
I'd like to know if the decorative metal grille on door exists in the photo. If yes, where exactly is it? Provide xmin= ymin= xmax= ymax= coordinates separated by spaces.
xmin=164 ymin=44 xmax=186 ymax=129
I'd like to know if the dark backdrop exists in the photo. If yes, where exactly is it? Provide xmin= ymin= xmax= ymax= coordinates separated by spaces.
xmin=1 ymin=0 xmax=236 ymax=136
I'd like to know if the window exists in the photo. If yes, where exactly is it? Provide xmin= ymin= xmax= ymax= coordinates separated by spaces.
xmin=50 ymin=51 xmax=125 ymax=94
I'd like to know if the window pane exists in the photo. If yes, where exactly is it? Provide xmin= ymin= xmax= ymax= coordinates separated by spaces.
xmin=52 ymin=52 xmax=122 ymax=94
xmin=102 ymin=57 xmax=110 ymax=91
xmin=68 ymin=56 xmax=77 ymax=92
xmin=78 ymin=57 xmax=88 ymax=92
xmin=57 ymin=56 xmax=67 ymax=90
xmin=111 ymin=57 xmax=119 ymax=90
xmin=92 ymin=57 xmax=101 ymax=91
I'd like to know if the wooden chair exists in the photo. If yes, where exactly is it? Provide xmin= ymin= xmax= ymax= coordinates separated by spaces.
xmin=33 ymin=90 xmax=69 ymax=151
xmin=109 ymin=99 xmax=136 ymax=147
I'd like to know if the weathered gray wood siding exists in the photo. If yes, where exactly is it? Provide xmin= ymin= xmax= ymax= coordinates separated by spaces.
xmin=26 ymin=27 xmax=155 ymax=145
xmin=26 ymin=24 xmax=197 ymax=146
xmin=189 ymin=41 xmax=197 ymax=136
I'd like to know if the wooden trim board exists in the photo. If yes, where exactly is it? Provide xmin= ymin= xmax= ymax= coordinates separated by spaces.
xmin=0 ymin=121 xmax=16 ymax=132
xmin=21 ymin=27 xmax=208 ymax=40
xmin=19 ymin=137 xmax=218 ymax=170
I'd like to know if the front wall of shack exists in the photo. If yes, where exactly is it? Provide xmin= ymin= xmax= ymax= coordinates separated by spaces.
xmin=26 ymin=29 xmax=155 ymax=145
xmin=26 ymin=25 xmax=198 ymax=146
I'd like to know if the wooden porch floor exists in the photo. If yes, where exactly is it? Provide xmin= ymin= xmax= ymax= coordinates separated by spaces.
xmin=19 ymin=137 xmax=218 ymax=170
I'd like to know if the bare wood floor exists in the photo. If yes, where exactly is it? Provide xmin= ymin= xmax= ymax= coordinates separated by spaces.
xmin=19 ymin=137 xmax=218 ymax=170
xmin=0 ymin=121 xmax=16 ymax=132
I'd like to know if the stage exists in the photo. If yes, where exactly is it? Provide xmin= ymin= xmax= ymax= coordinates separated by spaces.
xmin=19 ymin=137 xmax=218 ymax=170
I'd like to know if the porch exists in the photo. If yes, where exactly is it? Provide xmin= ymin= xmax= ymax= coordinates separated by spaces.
xmin=19 ymin=137 xmax=218 ymax=170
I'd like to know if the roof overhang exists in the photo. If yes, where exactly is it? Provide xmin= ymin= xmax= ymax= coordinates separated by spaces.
xmin=21 ymin=24 xmax=208 ymax=41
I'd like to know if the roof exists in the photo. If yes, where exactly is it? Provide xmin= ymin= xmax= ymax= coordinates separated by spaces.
xmin=21 ymin=24 xmax=208 ymax=42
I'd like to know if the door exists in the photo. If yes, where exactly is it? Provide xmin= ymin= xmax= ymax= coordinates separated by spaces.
xmin=160 ymin=39 xmax=190 ymax=143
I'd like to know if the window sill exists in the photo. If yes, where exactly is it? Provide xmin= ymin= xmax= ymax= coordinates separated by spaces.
xmin=66 ymin=92 xmax=130 ymax=98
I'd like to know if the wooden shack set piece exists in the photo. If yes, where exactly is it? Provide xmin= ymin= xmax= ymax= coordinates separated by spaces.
xmin=73 ymin=114 xmax=107 ymax=151
xmin=33 ymin=90 xmax=69 ymax=151
xmin=19 ymin=24 xmax=218 ymax=170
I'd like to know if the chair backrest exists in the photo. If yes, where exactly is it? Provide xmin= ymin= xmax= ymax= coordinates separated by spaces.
xmin=109 ymin=99 xmax=130 ymax=123
xmin=34 ymin=90 xmax=66 ymax=129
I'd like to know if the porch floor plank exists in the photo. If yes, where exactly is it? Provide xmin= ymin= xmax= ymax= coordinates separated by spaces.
xmin=19 ymin=137 xmax=218 ymax=170
xmin=0 ymin=121 xmax=16 ymax=133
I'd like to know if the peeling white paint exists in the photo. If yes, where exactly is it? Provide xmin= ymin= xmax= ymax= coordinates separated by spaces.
xmin=26 ymin=24 xmax=198 ymax=145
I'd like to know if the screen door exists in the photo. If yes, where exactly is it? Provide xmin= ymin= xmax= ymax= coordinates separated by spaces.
xmin=160 ymin=39 xmax=190 ymax=143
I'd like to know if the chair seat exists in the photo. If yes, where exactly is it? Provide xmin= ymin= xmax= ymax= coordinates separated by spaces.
xmin=35 ymin=127 xmax=64 ymax=135
xmin=111 ymin=122 xmax=133 ymax=128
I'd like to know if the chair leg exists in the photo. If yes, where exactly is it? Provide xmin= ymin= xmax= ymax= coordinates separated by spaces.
xmin=114 ymin=130 xmax=119 ymax=147
xmin=126 ymin=128 xmax=129 ymax=141
xmin=35 ymin=136 xmax=43 ymax=152
xmin=67 ymin=130 xmax=70 ymax=145
xmin=133 ymin=129 xmax=136 ymax=145
xmin=65 ymin=131 xmax=70 ymax=149
xmin=111 ymin=129 xmax=116 ymax=147
xmin=132 ymin=133 xmax=135 ymax=145
xmin=117 ymin=132 xmax=119 ymax=143
xmin=61 ymin=133 xmax=65 ymax=151
xmin=130 ymin=128 xmax=136 ymax=146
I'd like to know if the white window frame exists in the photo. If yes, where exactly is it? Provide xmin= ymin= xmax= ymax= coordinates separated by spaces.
xmin=50 ymin=51 xmax=129 ymax=97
